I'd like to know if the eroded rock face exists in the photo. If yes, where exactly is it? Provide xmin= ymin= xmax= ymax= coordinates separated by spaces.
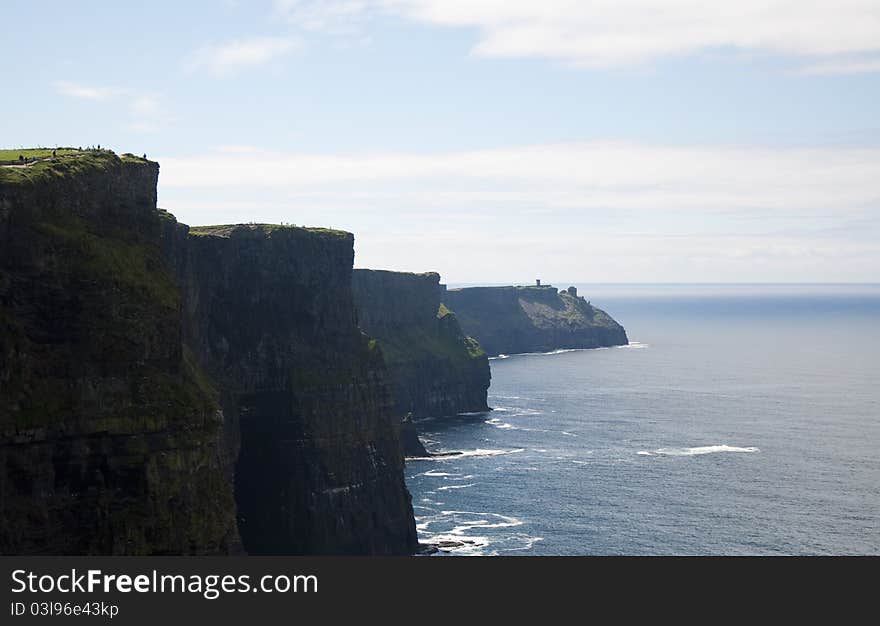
xmin=0 ymin=154 xmax=237 ymax=554
xmin=0 ymin=154 xmax=417 ymax=555
xmin=443 ymin=285 xmax=628 ymax=356
xmin=165 ymin=225 xmax=418 ymax=555
xmin=399 ymin=414 xmax=429 ymax=458
xmin=352 ymin=269 xmax=490 ymax=420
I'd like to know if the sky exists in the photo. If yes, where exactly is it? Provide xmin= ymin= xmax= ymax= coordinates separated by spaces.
xmin=3 ymin=0 xmax=880 ymax=283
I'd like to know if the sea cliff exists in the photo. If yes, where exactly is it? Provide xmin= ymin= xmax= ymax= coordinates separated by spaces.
xmin=0 ymin=153 xmax=236 ymax=554
xmin=165 ymin=224 xmax=417 ymax=555
xmin=443 ymin=284 xmax=628 ymax=356
xmin=352 ymin=269 xmax=490 ymax=420
xmin=0 ymin=152 xmax=417 ymax=554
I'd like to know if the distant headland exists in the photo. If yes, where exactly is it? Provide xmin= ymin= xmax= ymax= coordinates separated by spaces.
xmin=443 ymin=281 xmax=628 ymax=356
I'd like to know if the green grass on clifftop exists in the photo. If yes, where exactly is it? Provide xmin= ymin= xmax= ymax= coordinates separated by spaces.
xmin=0 ymin=150 xmax=150 ymax=186
xmin=189 ymin=223 xmax=351 ymax=239
xmin=0 ymin=147 xmax=81 ymax=161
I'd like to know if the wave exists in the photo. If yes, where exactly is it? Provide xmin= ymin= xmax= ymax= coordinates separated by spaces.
xmin=638 ymin=444 xmax=759 ymax=457
xmin=488 ymin=406 xmax=542 ymax=417
xmin=436 ymin=483 xmax=477 ymax=491
xmin=490 ymin=345 xmax=639 ymax=361
xmin=511 ymin=407 xmax=543 ymax=416
xmin=456 ymin=448 xmax=525 ymax=458
xmin=484 ymin=418 xmax=546 ymax=433
xmin=415 ymin=510 xmax=539 ymax=556
xmin=409 ymin=448 xmax=526 ymax=461
xmin=500 ymin=348 xmax=577 ymax=359
xmin=485 ymin=417 xmax=516 ymax=430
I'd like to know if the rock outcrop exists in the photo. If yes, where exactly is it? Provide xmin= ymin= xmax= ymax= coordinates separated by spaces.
xmin=0 ymin=152 xmax=417 ymax=555
xmin=352 ymin=269 xmax=490 ymax=421
xmin=399 ymin=414 xmax=429 ymax=458
xmin=443 ymin=284 xmax=628 ymax=356
xmin=164 ymin=225 xmax=417 ymax=555
xmin=0 ymin=153 xmax=236 ymax=554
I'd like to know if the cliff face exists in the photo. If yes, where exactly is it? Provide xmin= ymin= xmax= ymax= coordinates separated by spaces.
xmin=0 ymin=153 xmax=417 ymax=555
xmin=0 ymin=154 xmax=237 ymax=554
xmin=165 ymin=226 xmax=417 ymax=555
xmin=443 ymin=285 xmax=628 ymax=356
xmin=352 ymin=270 xmax=490 ymax=420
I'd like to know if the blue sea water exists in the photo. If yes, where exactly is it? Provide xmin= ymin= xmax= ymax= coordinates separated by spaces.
xmin=406 ymin=284 xmax=880 ymax=555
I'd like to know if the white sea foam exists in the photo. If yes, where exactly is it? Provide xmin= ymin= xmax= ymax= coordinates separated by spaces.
xmin=416 ymin=510 xmax=536 ymax=556
xmin=457 ymin=448 xmax=525 ymax=457
xmin=436 ymin=483 xmax=477 ymax=491
xmin=491 ymin=346 xmax=634 ymax=361
xmin=514 ymin=348 xmax=577 ymax=357
xmin=618 ymin=341 xmax=649 ymax=349
xmin=410 ymin=448 xmax=526 ymax=461
xmin=509 ymin=407 xmax=543 ymax=416
xmin=485 ymin=417 xmax=515 ymax=429
xmin=638 ymin=444 xmax=760 ymax=457
xmin=505 ymin=536 xmax=545 ymax=552
xmin=443 ymin=511 xmax=522 ymax=534
xmin=420 ymin=470 xmax=456 ymax=477
xmin=484 ymin=417 xmax=548 ymax=433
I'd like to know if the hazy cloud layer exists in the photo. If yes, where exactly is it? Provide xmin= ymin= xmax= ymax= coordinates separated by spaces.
xmin=159 ymin=142 xmax=880 ymax=213
xmin=276 ymin=0 xmax=880 ymax=72
xmin=158 ymin=142 xmax=880 ymax=281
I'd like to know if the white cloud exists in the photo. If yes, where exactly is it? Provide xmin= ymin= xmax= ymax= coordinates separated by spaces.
xmin=54 ymin=80 xmax=128 ymax=101
xmin=798 ymin=56 xmax=880 ymax=75
xmin=54 ymin=81 xmax=171 ymax=133
xmin=276 ymin=0 xmax=370 ymax=34
xmin=130 ymin=95 xmax=161 ymax=117
xmin=350 ymin=229 xmax=880 ymax=283
xmin=126 ymin=95 xmax=174 ymax=133
xmin=158 ymin=142 xmax=880 ymax=214
xmin=275 ymin=1 xmax=880 ymax=69
xmin=186 ymin=36 xmax=302 ymax=76
xmin=157 ymin=141 xmax=880 ymax=281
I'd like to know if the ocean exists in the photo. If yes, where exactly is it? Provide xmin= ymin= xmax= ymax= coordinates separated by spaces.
xmin=406 ymin=284 xmax=880 ymax=555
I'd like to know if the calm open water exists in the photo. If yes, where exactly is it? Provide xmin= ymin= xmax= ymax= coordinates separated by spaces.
xmin=406 ymin=284 xmax=880 ymax=555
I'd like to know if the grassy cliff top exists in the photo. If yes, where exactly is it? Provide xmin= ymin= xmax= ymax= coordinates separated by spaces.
xmin=0 ymin=147 xmax=81 ymax=161
xmin=447 ymin=284 xmax=558 ymax=293
xmin=189 ymin=223 xmax=351 ymax=239
xmin=0 ymin=149 xmax=152 ymax=185
xmin=353 ymin=268 xmax=441 ymax=280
